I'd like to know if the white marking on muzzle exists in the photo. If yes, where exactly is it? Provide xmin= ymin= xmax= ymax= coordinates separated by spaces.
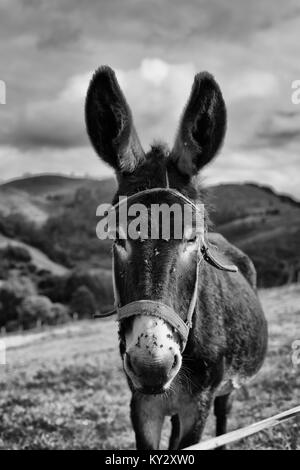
xmin=126 ymin=316 xmax=179 ymax=353
xmin=124 ymin=315 xmax=182 ymax=390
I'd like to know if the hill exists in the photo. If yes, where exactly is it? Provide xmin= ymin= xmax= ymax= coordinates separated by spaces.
xmin=1 ymin=174 xmax=99 ymax=196
xmin=206 ymin=184 xmax=300 ymax=286
xmin=0 ymin=175 xmax=116 ymax=225
xmin=0 ymin=234 xmax=68 ymax=276
xmin=0 ymin=174 xmax=300 ymax=287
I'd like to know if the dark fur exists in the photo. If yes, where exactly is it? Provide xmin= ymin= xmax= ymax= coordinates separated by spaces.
xmin=85 ymin=66 xmax=268 ymax=449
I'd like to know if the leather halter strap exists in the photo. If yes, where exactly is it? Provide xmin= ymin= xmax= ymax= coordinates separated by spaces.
xmin=94 ymin=177 xmax=238 ymax=351
xmin=110 ymin=186 xmax=203 ymax=217
xmin=116 ymin=240 xmax=204 ymax=351
xmin=117 ymin=301 xmax=190 ymax=346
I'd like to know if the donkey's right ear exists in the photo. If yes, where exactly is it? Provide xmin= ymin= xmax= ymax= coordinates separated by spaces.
xmin=171 ymin=72 xmax=226 ymax=177
xmin=85 ymin=66 xmax=145 ymax=173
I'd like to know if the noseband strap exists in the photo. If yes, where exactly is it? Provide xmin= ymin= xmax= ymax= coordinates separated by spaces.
xmin=117 ymin=300 xmax=190 ymax=347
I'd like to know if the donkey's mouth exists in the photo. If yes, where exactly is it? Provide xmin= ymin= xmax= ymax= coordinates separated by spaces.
xmin=138 ymin=385 xmax=166 ymax=395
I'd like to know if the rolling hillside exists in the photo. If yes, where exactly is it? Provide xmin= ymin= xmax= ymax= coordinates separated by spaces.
xmin=206 ymin=184 xmax=300 ymax=286
xmin=0 ymin=174 xmax=300 ymax=286
xmin=0 ymin=175 xmax=116 ymax=224
xmin=0 ymin=234 xmax=68 ymax=276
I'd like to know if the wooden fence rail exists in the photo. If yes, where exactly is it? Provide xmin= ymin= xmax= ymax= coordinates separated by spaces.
xmin=184 ymin=405 xmax=300 ymax=450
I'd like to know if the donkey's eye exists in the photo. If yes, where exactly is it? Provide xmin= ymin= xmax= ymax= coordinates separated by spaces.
xmin=186 ymin=235 xmax=197 ymax=244
xmin=182 ymin=234 xmax=198 ymax=254
xmin=114 ymin=238 xmax=126 ymax=249
xmin=183 ymin=226 xmax=198 ymax=244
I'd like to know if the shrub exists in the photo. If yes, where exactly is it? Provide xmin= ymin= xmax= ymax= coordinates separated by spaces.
xmin=50 ymin=303 xmax=70 ymax=325
xmin=3 ymin=244 xmax=32 ymax=263
xmin=0 ymin=276 xmax=36 ymax=327
xmin=70 ymin=285 xmax=97 ymax=318
xmin=65 ymin=269 xmax=113 ymax=308
xmin=38 ymin=273 xmax=68 ymax=304
xmin=17 ymin=295 xmax=53 ymax=329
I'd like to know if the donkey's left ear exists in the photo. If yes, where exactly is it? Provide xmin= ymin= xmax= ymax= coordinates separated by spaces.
xmin=171 ymin=72 xmax=226 ymax=176
xmin=85 ymin=66 xmax=145 ymax=173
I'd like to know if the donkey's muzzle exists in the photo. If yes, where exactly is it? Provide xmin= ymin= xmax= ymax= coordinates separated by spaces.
xmin=125 ymin=349 xmax=179 ymax=393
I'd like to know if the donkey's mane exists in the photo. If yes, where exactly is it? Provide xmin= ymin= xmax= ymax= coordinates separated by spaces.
xmin=114 ymin=143 xmax=169 ymax=199
xmin=113 ymin=142 xmax=212 ymax=232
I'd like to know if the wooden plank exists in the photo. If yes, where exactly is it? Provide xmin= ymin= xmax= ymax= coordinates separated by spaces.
xmin=184 ymin=405 xmax=300 ymax=450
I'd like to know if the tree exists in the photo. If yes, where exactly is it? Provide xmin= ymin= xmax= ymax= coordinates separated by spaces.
xmin=65 ymin=268 xmax=113 ymax=307
xmin=70 ymin=285 xmax=97 ymax=318
xmin=17 ymin=295 xmax=53 ymax=329
xmin=0 ymin=275 xmax=36 ymax=327
xmin=3 ymin=244 xmax=32 ymax=263
xmin=51 ymin=303 xmax=70 ymax=325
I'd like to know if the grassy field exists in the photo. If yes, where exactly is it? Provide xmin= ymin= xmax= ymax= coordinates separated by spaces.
xmin=0 ymin=285 xmax=299 ymax=450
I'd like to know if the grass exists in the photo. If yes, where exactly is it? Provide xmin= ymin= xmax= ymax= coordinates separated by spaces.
xmin=0 ymin=285 xmax=299 ymax=450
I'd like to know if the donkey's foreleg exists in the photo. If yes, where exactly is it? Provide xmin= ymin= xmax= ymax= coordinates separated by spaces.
xmin=175 ymin=391 xmax=213 ymax=449
xmin=130 ymin=394 xmax=164 ymax=450
xmin=213 ymin=392 xmax=233 ymax=449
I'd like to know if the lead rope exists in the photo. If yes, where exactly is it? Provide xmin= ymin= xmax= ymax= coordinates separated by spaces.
xmin=111 ymin=250 xmax=120 ymax=311
xmin=184 ymin=237 xmax=204 ymax=328
xmin=165 ymin=166 xmax=170 ymax=189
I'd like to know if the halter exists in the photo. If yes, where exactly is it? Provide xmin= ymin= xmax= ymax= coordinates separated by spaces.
xmin=95 ymin=173 xmax=238 ymax=351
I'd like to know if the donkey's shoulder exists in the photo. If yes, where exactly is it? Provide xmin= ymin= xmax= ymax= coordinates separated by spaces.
xmin=207 ymin=233 xmax=257 ymax=290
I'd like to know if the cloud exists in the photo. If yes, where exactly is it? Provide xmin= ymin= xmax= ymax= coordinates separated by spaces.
xmin=225 ymin=70 xmax=279 ymax=101
xmin=6 ymin=72 xmax=92 ymax=150
xmin=0 ymin=145 xmax=113 ymax=181
xmin=117 ymin=59 xmax=196 ymax=147
xmin=2 ymin=55 xmax=300 ymax=200
xmin=202 ymin=147 xmax=300 ymax=198
xmin=37 ymin=23 xmax=81 ymax=50
xmin=254 ymin=110 xmax=300 ymax=147
xmin=4 ymin=59 xmax=195 ymax=151
xmin=1 ymin=0 xmax=300 ymax=199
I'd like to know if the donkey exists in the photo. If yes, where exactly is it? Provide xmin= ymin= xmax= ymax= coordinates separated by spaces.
xmin=85 ymin=66 xmax=268 ymax=450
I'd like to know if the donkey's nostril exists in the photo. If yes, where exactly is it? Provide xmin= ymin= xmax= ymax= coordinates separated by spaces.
xmin=172 ymin=354 xmax=179 ymax=370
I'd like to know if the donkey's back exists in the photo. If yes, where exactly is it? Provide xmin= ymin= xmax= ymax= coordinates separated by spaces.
xmin=201 ymin=233 xmax=268 ymax=395
xmin=208 ymin=232 xmax=257 ymax=289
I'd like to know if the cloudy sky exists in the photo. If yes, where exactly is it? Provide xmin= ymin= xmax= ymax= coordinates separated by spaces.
xmin=0 ymin=0 xmax=300 ymax=197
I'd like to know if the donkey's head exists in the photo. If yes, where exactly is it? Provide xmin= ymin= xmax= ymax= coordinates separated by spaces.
xmin=86 ymin=66 xmax=226 ymax=394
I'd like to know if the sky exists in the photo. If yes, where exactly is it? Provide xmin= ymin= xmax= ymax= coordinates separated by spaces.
xmin=0 ymin=0 xmax=300 ymax=197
